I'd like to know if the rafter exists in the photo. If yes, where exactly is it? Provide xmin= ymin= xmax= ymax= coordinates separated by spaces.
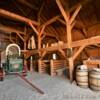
xmin=70 ymin=4 xmax=82 ymax=24
xmin=0 ymin=9 xmax=39 ymax=25
xmin=43 ymin=16 xmax=60 ymax=26
xmin=0 ymin=24 xmax=24 ymax=35
xmin=56 ymin=0 xmax=69 ymax=22
xmin=38 ymin=2 xmax=45 ymax=23
xmin=16 ymin=32 xmax=24 ymax=42
xmin=40 ymin=36 xmax=100 ymax=52
xmin=28 ymin=22 xmax=39 ymax=35
xmin=58 ymin=49 xmax=66 ymax=58
xmin=16 ymin=0 xmax=39 ymax=10
xmin=72 ymin=45 xmax=86 ymax=61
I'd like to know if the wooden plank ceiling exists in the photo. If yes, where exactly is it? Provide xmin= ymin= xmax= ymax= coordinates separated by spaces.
xmin=0 ymin=0 xmax=100 ymax=50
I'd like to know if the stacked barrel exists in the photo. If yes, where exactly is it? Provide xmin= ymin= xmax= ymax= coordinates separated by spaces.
xmin=89 ymin=68 xmax=100 ymax=91
xmin=76 ymin=65 xmax=100 ymax=91
xmin=76 ymin=65 xmax=88 ymax=88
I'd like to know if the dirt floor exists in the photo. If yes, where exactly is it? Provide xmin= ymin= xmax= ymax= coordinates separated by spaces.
xmin=0 ymin=72 xmax=100 ymax=100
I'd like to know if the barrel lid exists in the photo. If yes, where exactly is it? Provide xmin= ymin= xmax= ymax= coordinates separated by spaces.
xmin=92 ymin=68 xmax=100 ymax=72
xmin=77 ymin=65 xmax=88 ymax=70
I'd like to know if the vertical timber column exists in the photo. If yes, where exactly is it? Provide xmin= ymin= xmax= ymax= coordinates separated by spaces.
xmin=38 ymin=31 xmax=41 ymax=58
xmin=56 ymin=0 xmax=82 ymax=82
xmin=38 ymin=29 xmax=42 ymax=73
xmin=56 ymin=0 xmax=74 ymax=82
xmin=38 ymin=26 xmax=46 ymax=73
xmin=67 ymin=22 xmax=74 ymax=82
xmin=24 ymin=33 xmax=27 ymax=68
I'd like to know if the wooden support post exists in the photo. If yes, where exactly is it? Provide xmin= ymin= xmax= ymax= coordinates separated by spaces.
xmin=43 ymin=16 xmax=60 ymax=26
xmin=39 ymin=25 xmax=45 ymax=37
xmin=68 ymin=57 xmax=74 ymax=82
xmin=38 ymin=36 xmax=41 ymax=56
xmin=67 ymin=23 xmax=74 ymax=82
xmin=40 ymin=51 xmax=47 ymax=60
xmin=70 ymin=4 xmax=82 ymax=24
xmin=24 ymin=39 xmax=27 ymax=66
xmin=16 ymin=32 xmax=24 ymax=42
xmin=71 ymin=21 xmax=76 ymax=30
xmin=57 ymin=18 xmax=66 ymax=25
xmin=56 ymin=0 xmax=69 ymax=22
xmin=23 ymin=26 xmax=27 ymax=69
xmin=56 ymin=0 xmax=73 ymax=82
xmin=73 ymin=45 xmax=86 ymax=61
xmin=38 ymin=25 xmax=47 ymax=60
xmin=58 ymin=49 xmax=66 ymax=58
xmin=28 ymin=22 xmax=39 ymax=35
xmin=56 ymin=0 xmax=82 ymax=82
xmin=9 ymin=33 xmax=15 ymax=43
xmin=24 ymin=42 xmax=27 ymax=65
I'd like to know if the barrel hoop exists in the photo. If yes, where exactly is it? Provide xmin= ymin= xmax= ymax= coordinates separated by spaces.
xmin=89 ymin=72 xmax=100 ymax=75
xmin=89 ymin=76 xmax=100 ymax=80
xmin=89 ymin=83 xmax=100 ymax=86
xmin=77 ymin=69 xmax=88 ymax=72
xmin=76 ymin=75 xmax=88 ymax=77
xmin=77 ymin=81 xmax=88 ymax=83
xmin=90 ymin=85 xmax=100 ymax=91
xmin=78 ymin=84 xmax=88 ymax=88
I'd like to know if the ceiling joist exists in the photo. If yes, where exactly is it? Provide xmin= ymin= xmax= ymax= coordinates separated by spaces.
xmin=0 ymin=9 xmax=39 ymax=26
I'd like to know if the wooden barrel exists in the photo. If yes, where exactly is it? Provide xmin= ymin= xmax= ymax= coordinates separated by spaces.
xmin=76 ymin=66 xmax=88 ymax=88
xmin=89 ymin=68 xmax=100 ymax=91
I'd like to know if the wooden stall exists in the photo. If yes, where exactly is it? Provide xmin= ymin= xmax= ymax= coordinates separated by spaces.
xmin=38 ymin=59 xmax=67 ymax=76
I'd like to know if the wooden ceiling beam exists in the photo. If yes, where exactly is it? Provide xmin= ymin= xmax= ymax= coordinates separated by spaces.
xmin=57 ymin=18 xmax=66 ymax=25
xmin=40 ymin=36 xmax=100 ymax=51
xmin=70 ymin=4 xmax=82 ymax=24
xmin=16 ymin=32 xmax=24 ymax=42
xmin=0 ymin=9 xmax=39 ymax=26
xmin=38 ymin=2 xmax=45 ymax=23
xmin=0 ymin=24 xmax=24 ymax=35
xmin=72 ymin=36 xmax=100 ymax=47
xmin=28 ymin=22 xmax=39 ymax=35
xmin=16 ymin=0 xmax=39 ymax=10
xmin=25 ymin=49 xmax=39 ymax=59
xmin=25 ymin=36 xmax=100 ymax=59
xmin=43 ymin=16 xmax=60 ymax=26
xmin=72 ymin=45 xmax=86 ymax=61
xmin=56 ymin=0 xmax=69 ymax=22
xmin=58 ymin=49 xmax=66 ymax=58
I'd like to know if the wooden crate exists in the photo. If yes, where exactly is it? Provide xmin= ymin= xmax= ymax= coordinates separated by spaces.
xmin=38 ymin=59 xmax=68 ymax=76
xmin=50 ymin=60 xmax=67 ymax=76
xmin=38 ymin=60 xmax=50 ymax=74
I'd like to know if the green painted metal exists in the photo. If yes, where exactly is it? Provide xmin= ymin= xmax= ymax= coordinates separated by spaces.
xmin=6 ymin=58 xmax=23 ymax=73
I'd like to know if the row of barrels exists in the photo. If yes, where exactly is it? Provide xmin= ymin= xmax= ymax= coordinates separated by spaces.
xmin=76 ymin=65 xmax=100 ymax=91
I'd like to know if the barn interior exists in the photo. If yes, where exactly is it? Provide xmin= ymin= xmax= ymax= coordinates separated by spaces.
xmin=0 ymin=0 xmax=100 ymax=99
